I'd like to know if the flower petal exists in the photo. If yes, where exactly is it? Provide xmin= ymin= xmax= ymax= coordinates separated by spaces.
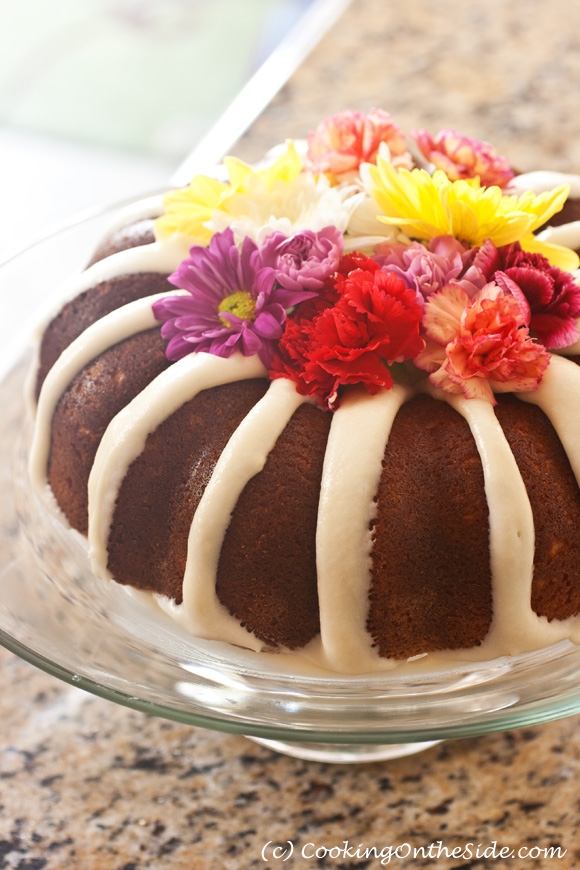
xmin=422 ymin=285 xmax=470 ymax=345
xmin=253 ymin=309 xmax=285 ymax=339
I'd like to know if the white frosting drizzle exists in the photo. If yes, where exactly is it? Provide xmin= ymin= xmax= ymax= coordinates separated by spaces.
xmin=423 ymin=384 xmax=539 ymax=655
xmin=87 ymin=352 xmax=267 ymax=579
xmin=33 ymin=235 xmax=191 ymax=341
xmin=316 ymin=384 xmax=411 ymax=672
xmin=518 ymin=354 xmax=580 ymax=488
xmin=509 ymin=170 xmax=580 ymax=197
xmin=95 ymin=193 xmax=164 ymax=240
xmin=110 ymin=360 xmax=580 ymax=671
xmin=558 ymin=327 xmax=580 ymax=356
xmin=536 ymin=220 xmax=580 ymax=253
xmin=181 ymin=377 xmax=307 ymax=650
xmin=69 ymin=236 xmax=190 ymax=297
xmin=29 ymin=291 xmax=184 ymax=498
xmin=421 ymin=368 xmax=580 ymax=662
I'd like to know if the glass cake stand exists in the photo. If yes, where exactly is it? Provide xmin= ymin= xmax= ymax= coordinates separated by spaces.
xmin=3 ymin=208 xmax=580 ymax=764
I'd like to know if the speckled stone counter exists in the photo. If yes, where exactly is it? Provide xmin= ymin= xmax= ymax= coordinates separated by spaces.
xmin=1 ymin=644 xmax=580 ymax=869
xmin=237 ymin=0 xmax=580 ymax=171
xmin=4 ymin=0 xmax=580 ymax=867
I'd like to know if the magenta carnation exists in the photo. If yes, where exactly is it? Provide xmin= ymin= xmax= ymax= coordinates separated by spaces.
xmin=476 ymin=240 xmax=580 ymax=349
xmin=259 ymin=226 xmax=344 ymax=294
xmin=153 ymin=228 xmax=315 ymax=366
xmin=374 ymin=235 xmax=488 ymax=305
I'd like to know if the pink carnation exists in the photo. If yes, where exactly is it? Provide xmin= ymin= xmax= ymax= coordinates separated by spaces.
xmin=258 ymin=226 xmax=343 ymax=294
xmin=374 ymin=235 xmax=488 ymax=305
xmin=305 ymin=109 xmax=412 ymax=179
xmin=415 ymin=284 xmax=551 ymax=404
xmin=411 ymin=128 xmax=514 ymax=189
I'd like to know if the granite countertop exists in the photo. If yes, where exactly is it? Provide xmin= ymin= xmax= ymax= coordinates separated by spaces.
xmin=2 ymin=642 xmax=579 ymax=869
xmin=3 ymin=0 xmax=580 ymax=867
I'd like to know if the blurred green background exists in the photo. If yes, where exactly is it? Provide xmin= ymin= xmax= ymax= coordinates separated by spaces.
xmin=0 ymin=0 xmax=318 ymax=256
xmin=0 ymin=0 xmax=313 ymax=159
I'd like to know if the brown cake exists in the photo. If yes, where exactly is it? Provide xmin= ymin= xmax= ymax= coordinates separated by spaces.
xmin=28 ymin=111 xmax=580 ymax=673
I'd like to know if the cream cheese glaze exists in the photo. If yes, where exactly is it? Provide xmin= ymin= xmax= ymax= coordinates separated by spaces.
xmin=29 ymin=291 xmax=184 ymax=494
xmin=510 ymin=171 xmax=580 ymax=198
xmin=536 ymin=221 xmax=580 ymax=267
xmin=182 ymin=377 xmax=306 ymax=650
xmin=87 ymin=351 xmax=267 ymax=579
xmin=93 ymin=192 xmax=164 ymax=239
xmin=424 ymin=385 xmax=538 ymax=656
xmin=28 ymin=175 xmax=580 ymax=674
xmin=31 ymin=234 xmax=191 ymax=344
xmin=317 ymin=384 xmax=412 ymax=673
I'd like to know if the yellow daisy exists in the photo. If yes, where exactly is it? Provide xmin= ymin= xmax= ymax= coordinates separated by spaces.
xmin=224 ymin=140 xmax=303 ymax=191
xmin=365 ymin=157 xmax=578 ymax=270
xmin=155 ymin=142 xmax=303 ymax=243
xmin=155 ymin=176 xmax=229 ymax=244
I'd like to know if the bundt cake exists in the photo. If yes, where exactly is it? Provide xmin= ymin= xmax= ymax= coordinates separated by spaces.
xmin=28 ymin=110 xmax=580 ymax=673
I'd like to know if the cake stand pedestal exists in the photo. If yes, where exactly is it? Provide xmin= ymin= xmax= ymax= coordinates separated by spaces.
xmin=247 ymin=736 xmax=442 ymax=763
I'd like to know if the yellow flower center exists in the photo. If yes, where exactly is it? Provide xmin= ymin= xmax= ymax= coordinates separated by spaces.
xmin=218 ymin=291 xmax=256 ymax=325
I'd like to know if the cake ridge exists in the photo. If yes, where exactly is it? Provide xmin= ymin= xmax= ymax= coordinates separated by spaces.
xmin=87 ymin=351 xmax=267 ymax=579
xmin=317 ymin=383 xmax=411 ymax=672
xmin=182 ymin=377 xmax=308 ymax=651
xmin=426 ymin=382 xmax=537 ymax=656
xmin=29 ymin=290 xmax=184 ymax=495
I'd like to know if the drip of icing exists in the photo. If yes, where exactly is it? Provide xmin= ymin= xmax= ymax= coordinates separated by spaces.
xmin=316 ymin=384 xmax=412 ymax=672
xmin=87 ymin=352 xmax=267 ymax=579
xmin=33 ymin=235 xmax=191 ymax=341
xmin=509 ymin=171 xmax=580 ymax=197
xmin=422 ymin=375 xmax=580 ymax=660
xmin=94 ymin=193 xmax=164 ymax=240
xmin=536 ymin=220 xmax=580 ymax=254
xmin=509 ymin=355 xmax=580 ymax=649
xmin=29 ymin=291 xmax=184 ymax=498
xmin=181 ymin=377 xmax=307 ymax=650
xmin=558 ymin=328 xmax=580 ymax=356
xmin=422 ymin=384 xmax=539 ymax=656
xmin=518 ymin=354 xmax=580 ymax=488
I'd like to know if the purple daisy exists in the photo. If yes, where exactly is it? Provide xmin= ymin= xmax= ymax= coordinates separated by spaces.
xmin=153 ymin=228 xmax=315 ymax=366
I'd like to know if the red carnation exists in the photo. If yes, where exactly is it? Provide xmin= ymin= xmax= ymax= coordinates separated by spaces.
xmin=269 ymin=255 xmax=424 ymax=409
xmin=269 ymin=315 xmax=318 ymax=393
xmin=336 ymin=250 xmax=375 ymax=276
xmin=268 ymin=271 xmax=338 ymax=391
